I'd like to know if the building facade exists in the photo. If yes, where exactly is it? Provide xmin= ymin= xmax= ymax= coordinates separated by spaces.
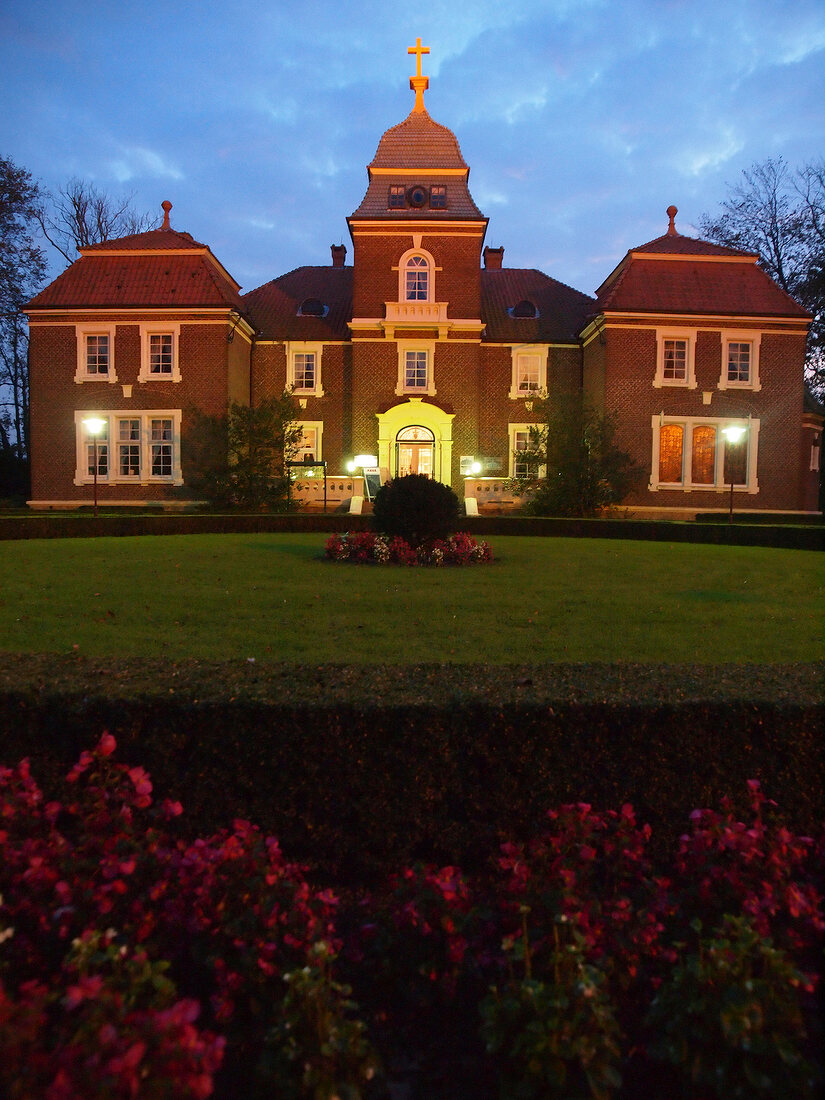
xmin=24 ymin=53 xmax=821 ymax=515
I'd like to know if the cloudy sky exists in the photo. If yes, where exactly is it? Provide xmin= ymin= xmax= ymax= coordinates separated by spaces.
xmin=3 ymin=0 xmax=824 ymax=298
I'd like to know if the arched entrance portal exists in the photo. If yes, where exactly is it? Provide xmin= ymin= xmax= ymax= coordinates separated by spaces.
xmin=375 ymin=398 xmax=455 ymax=486
xmin=396 ymin=425 xmax=434 ymax=477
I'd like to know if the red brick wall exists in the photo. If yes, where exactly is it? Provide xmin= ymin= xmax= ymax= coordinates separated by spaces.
xmin=28 ymin=317 xmax=239 ymax=503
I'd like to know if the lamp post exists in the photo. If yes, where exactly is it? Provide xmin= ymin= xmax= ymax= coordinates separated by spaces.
xmin=721 ymin=424 xmax=747 ymax=524
xmin=82 ymin=417 xmax=106 ymax=518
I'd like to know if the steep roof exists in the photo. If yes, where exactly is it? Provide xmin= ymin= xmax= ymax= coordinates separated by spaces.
xmin=243 ymin=267 xmax=354 ymax=341
xmin=594 ymin=207 xmax=809 ymax=320
xmin=25 ymin=203 xmax=246 ymax=313
xmin=350 ymin=107 xmax=484 ymax=221
xmin=482 ymin=268 xmax=595 ymax=343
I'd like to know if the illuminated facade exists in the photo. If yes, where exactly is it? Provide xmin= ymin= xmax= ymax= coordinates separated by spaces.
xmin=25 ymin=45 xmax=821 ymax=514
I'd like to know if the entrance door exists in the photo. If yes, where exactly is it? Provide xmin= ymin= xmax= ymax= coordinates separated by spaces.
xmin=396 ymin=425 xmax=435 ymax=478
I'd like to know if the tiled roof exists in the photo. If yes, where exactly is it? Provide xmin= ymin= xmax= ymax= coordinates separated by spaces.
xmin=482 ymin=269 xmax=595 ymax=343
xmin=243 ymin=267 xmax=354 ymax=340
xmin=26 ymin=252 xmax=246 ymax=311
xmin=595 ymin=257 xmax=810 ymax=318
xmin=351 ymin=107 xmax=484 ymax=220
xmin=82 ymin=227 xmax=208 ymax=252
xmin=368 ymin=108 xmax=469 ymax=170
xmin=631 ymin=232 xmax=752 ymax=258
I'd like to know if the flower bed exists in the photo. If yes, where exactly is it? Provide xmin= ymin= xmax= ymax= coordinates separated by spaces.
xmin=325 ymin=530 xmax=493 ymax=565
xmin=1 ymin=736 xmax=822 ymax=1098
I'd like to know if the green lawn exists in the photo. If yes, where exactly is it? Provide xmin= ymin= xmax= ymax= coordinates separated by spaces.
xmin=0 ymin=533 xmax=821 ymax=664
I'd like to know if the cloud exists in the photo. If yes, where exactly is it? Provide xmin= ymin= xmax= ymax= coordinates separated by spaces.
xmin=107 ymin=147 xmax=184 ymax=184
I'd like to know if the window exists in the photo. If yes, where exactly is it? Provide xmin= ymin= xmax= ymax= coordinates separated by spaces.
xmin=388 ymin=185 xmax=405 ymax=209
xmin=396 ymin=341 xmax=436 ymax=396
xmin=430 ymin=185 xmax=447 ymax=208
xmin=74 ymin=410 xmax=183 ymax=486
xmin=509 ymin=346 xmax=547 ymax=399
xmin=650 ymin=415 xmax=759 ymax=493
xmin=654 ymin=329 xmax=696 ymax=389
xmin=118 ymin=418 xmax=141 ymax=477
xmin=286 ymin=343 xmax=324 ymax=397
xmin=718 ymin=331 xmax=761 ymax=391
xmin=75 ymin=325 xmax=117 ymax=383
xmin=811 ymin=434 xmax=821 ymax=473
xmin=294 ymin=422 xmax=323 ymax=464
xmin=405 ymin=255 xmax=429 ymax=301
xmin=139 ymin=324 xmax=181 ymax=383
xmin=508 ymin=423 xmax=544 ymax=478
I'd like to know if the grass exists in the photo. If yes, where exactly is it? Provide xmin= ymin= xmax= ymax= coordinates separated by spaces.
xmin=1 ymin=532 xmax=821 ymax=664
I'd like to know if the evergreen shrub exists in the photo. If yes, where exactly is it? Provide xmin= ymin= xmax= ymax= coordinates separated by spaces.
xmin=372 ymin=474 xmax=461 ymax=547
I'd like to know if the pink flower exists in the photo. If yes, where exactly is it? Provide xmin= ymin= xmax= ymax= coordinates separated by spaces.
xmin=98 ymin=732 xmax=117 ymax=757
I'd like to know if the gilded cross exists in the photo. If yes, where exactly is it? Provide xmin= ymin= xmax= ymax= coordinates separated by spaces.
xmin=408 ymin=37 xmax=430 ymax=78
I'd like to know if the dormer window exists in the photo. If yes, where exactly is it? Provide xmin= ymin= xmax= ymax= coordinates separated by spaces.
xmin=388 ymin=185 xmax=405 ymax=209
xmin=430 ymin=185 xmax=447 ymax=209
xmin=405 ymin=255 xmax=429 ymax=301
xmin=298 ymin=297 xmax=327 ymax=318
xmin=510 ymin=299 xmax=538 ymax=319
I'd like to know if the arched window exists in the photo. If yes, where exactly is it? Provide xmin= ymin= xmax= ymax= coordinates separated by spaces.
xmin=405 ymin=254 xmax=429 ymax=301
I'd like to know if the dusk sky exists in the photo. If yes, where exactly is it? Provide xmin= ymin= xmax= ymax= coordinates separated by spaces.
xmin=3 ymin=0 xmax=824 ymax=299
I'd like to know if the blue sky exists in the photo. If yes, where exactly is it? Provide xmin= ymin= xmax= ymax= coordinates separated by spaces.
xmin=2 ymin=0 xmax=824 ymax=298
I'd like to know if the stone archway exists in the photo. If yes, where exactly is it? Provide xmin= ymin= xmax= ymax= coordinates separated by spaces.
xmin=375 ymin=398 xmax=455 ymax=486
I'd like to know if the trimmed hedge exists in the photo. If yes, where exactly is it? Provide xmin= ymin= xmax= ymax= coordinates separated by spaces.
xmin=0 ymin=511 xmax=821 ymax=548
xmin=1 ymin=655 xmax=821 ymax=883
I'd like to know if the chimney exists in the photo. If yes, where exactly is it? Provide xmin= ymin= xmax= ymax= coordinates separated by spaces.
xmin=331 ymin=244 xmax=347 ymax=268
xmin=483 ymin=246 xmax=504 ymax=270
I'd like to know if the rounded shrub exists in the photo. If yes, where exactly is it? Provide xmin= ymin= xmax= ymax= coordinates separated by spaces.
xmin=372 ymin=473 xmax=461 ymax=547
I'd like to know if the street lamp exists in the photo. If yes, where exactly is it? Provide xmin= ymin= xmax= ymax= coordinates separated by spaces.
xmin=82 ymin=417 xmax=106 ymax=518
xmin=721 ymin=424 xmax=747 ymax=524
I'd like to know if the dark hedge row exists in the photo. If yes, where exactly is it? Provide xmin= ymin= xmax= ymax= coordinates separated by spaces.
xmin=0 ymin=511 xmax=822 ymax=548
xmin=1 ymin=656 xmax=821 ymax=883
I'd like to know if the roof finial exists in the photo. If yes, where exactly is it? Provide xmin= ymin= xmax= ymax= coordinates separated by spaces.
xmin=666 ymin=204 xmax=678 ymax=236
xmin=407 ymin=37 xmax=430 ymax=112
xmin=161 ymin=200 xmax=172 ymax=230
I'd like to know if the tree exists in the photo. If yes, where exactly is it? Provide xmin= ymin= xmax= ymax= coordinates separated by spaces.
xmin=182 ymin=393 xmax=303 ymax=510
xmin=699 ymin=158 xmax=825 ymax=394
xmin=509 ymin=392 xmax=640 ymax=517
xmin=36 ymin=178 xmax=158 ymax=264
xmin=0 ymin=156 xmax=46 ymax=491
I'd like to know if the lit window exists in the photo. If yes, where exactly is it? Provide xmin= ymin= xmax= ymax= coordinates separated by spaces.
xmin=287 ymin=343 xmax=324 ymax=397
xmin=654 ymin=329 xmax=696 ymax=389
xmin=510 ymin=347 xmax=547 ymax=398
xmin=719 ymin=332 xmax=761 ymax=391
xmin=293 ymin=422 xmax=323 ymax=464
xmin=74 ymin=411 xmax=182 ymax=486
xmin=405 ymin=255 xmax=429 ymax=301
xmin=650 ymin=416 xmax=758 ymax=493
xmin=139 ymin=324 xmax=181 ymax=383
xmin=75 ymin=325 xmax=117 ymax=383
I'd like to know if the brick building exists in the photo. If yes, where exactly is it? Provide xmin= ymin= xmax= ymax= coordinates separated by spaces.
xmin=24 ymin=49 xmax=821 ymax=515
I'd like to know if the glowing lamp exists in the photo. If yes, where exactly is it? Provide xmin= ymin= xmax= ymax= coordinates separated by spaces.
xmin=353 ymin=454 xmax=378 ymax=467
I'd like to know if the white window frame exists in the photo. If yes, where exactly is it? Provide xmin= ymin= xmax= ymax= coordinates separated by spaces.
xmin=294 ymin=421 xmax=323 ymax=463
xmin=75 ymin=324 xmax=117 ymax=383
xmin=509 ymin=345 xmax=548 ymax=399
xmin=396 ymin=339 xmax=436 ymax=396
xmin=654 ymin=328 xmax=697 ymax=389
xmin=508 ymin=422 xmax=545 ymax=478
xmin=286 ymin=342 xmax=324 ymax=398
xmin=718 ymin=330 xmax=762 ymax=391
xmin=74 ymin=410 xmax=183 ymax=486
xmin=811 ymin=434 xmax=821 ymax=473
xmin=397 ymin=247 xmax=435 ymax=304
xmin=138 ymin=323 xmax=181 ymax=383
xmin=649 ymin=415 xmax=759 ymax=493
